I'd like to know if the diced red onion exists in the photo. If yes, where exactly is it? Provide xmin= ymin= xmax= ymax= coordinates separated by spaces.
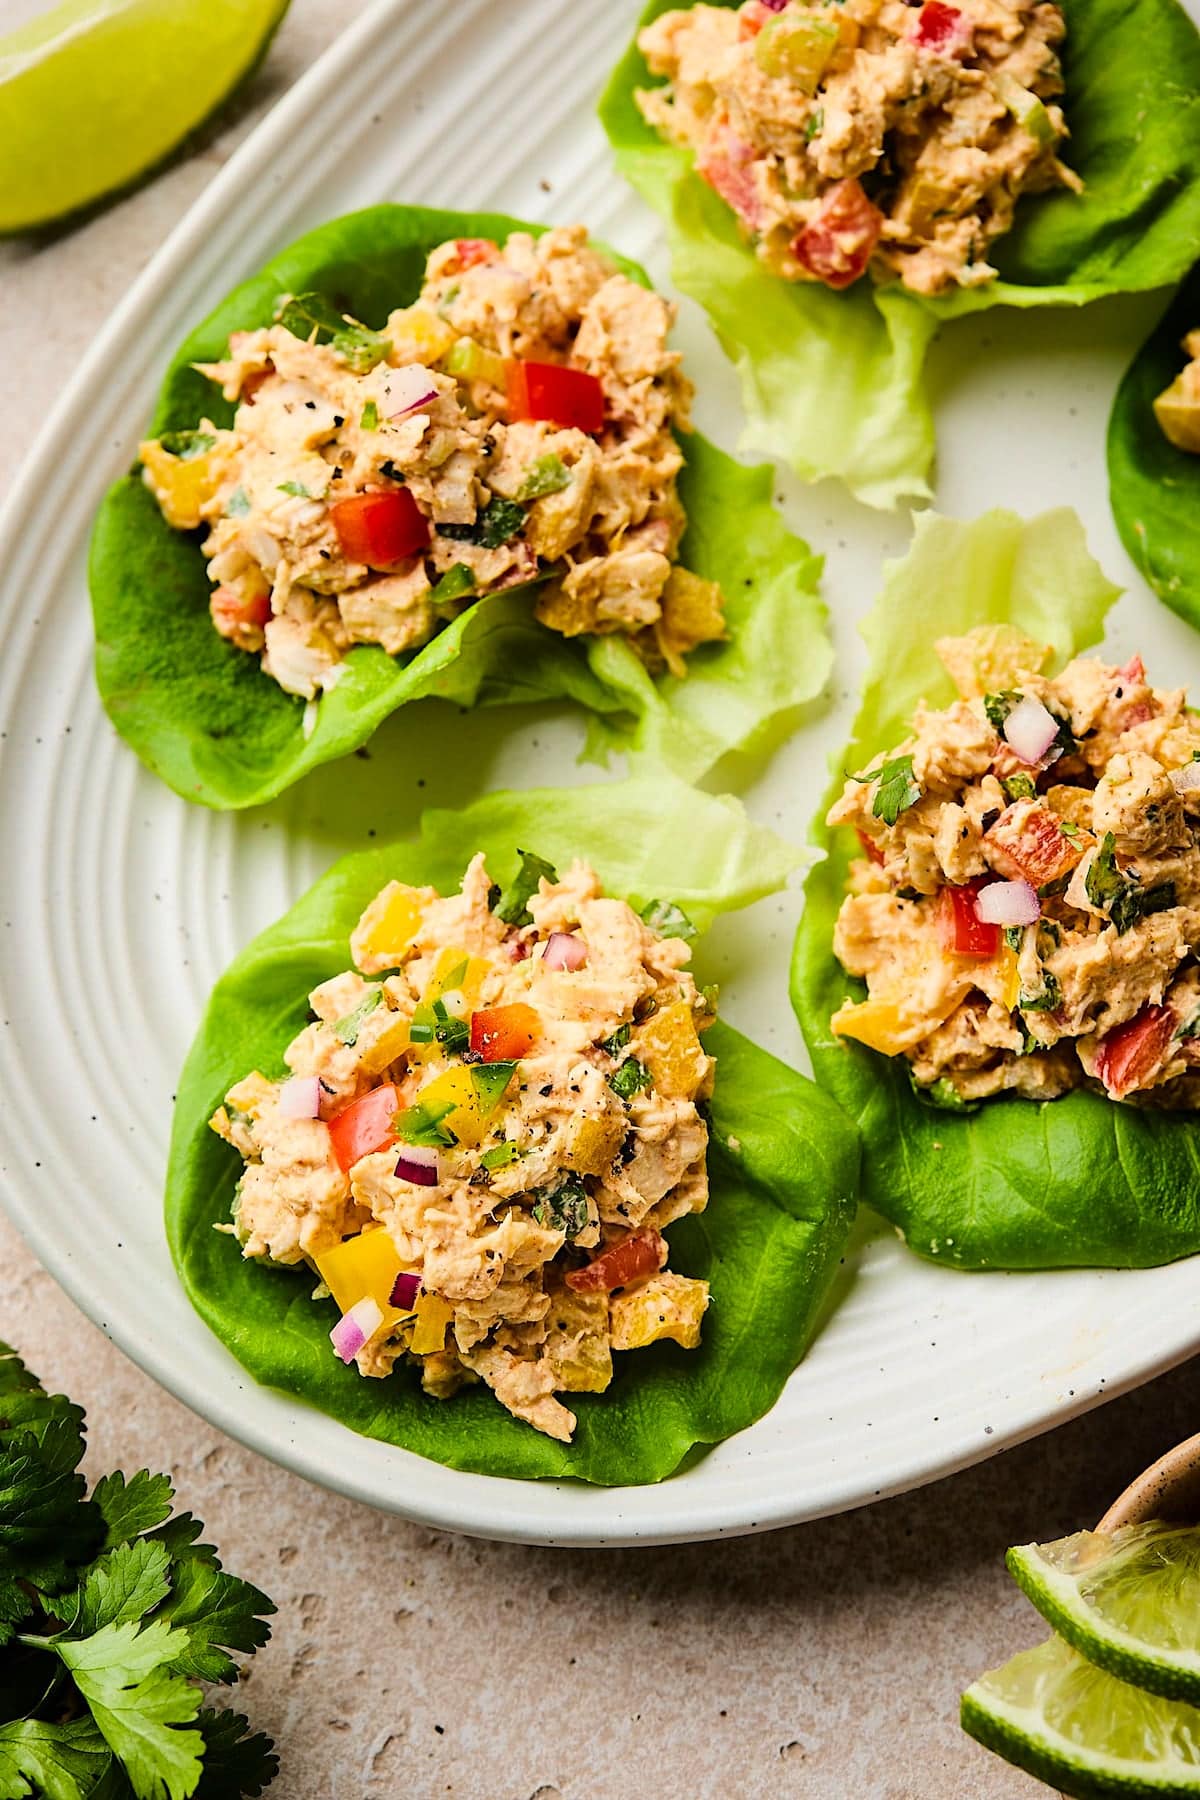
xmin=389 ymin=1271 xmax=422 ymax=1310
xmin=380 ymin=366 xmax=439 ymax=420
xmin=760 ymin=0 xmax=789 ymax=10
xmin=1003 ymin=694 xmax=1060 ymax=765
xmin=279 ymin=1074 xmax=321 ymax=1120
xmin=542 ymin=931 xmax=588 ymax=971
xmin=395 ymin=1144 xmax=439 ymax=1186
xmin=974 ymin=879 xmax=1040 ymax=927
xmin=329 ymin=1296 xmax=383 ymax=1364
xmin=1171 ymin=761 xmax=1200 ymax=794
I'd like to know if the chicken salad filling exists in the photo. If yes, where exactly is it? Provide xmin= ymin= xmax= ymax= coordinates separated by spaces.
xmin=211 ymin=852 xmax=715 ymax=1442
xmin=636 ymin=0 xmax=1078 ymax=297
xmin=1154 ymin=328 xmax=1200 ymax=455
xmin=138 ymin=225 xmax=725 ymax=702
xmin=826 ymin=628 xmax=1200 ymax=1107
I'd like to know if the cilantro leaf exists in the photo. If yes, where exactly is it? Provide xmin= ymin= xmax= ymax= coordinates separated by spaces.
xmin=194 ymin=1712 xmax=278 ymax=1800
xmin=0 ymin=1431 xmax=99 ymax=1610
xmin=532 ymin=1176 xmax=592 ymax=1240
xmin=1085 ymin=832 xmax=1177 ymax=934
xmin=156 ymin=1552 xmax=274 ymax=1686
xmin=600 ymin=1023 xmax=631 ymax=1059
xmin=157 ymin=431 xmax=214 ymax=463
xmin=63 ymin=1539 xmax=173 ymax=1637
xmin=93 ymin=1473 xmax=174 ymax=1550
xmin=0 ymin=1716 xmax=110 ymax=1800
xmin=639 ymin=899 xmax=698 ymax=942
xmin=275 ymin=292 xmax=389 ymax=373
xmin=1001 ymin=773 xmax=1036 ymax=802
xmin=332 ymin=987 xmax=380 ymax=1047
xmin=851 ymin=754 xmax=921 ymax=827
xmin=492 ymin=850 xmax=558 ymax=926
xmin=55 ymin=1619 xmax=204 ymax=1800
xmin=1018 ymin=970 xmax=1061 ymax=1013
xmin=440 ymin=496 xmax=525 ymax=549
xmin=608 ymin=1057 xmax=653 ymax=1102
xmin=984 ymin=690 xmax=1019 ymax=732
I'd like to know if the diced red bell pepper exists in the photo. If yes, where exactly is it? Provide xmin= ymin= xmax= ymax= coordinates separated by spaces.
xmin=331 ymin=489 xmax=430 ymax=568
xmin=469 ymin=1003 xmax=540 ymax=1063
xmin=791 ymin=179 xmax=883 ymax=290
xmin=738 ymin=0 xmax=787 ymax=37
xmin=1118 ymin=654 xmax=1145 ymax=688
xmin=565 ymin=1229 xmax=668 ymax=1294
xmin=210 ymin=584 xmax=271 ymax=639
xmin=1094 ymin=1005 xmax=1175 ymax=1100
xmin=936 ymin=882 xmax=1000 ymax=958
xmin=984 ymin=803 xmax=1083 ymax=886
xmin=505 ymin=359 xmax=605 ymax=436
xmin=855 ymin=827 xmax=886 ymax=868
xmin=697 ymin=120 xmax=764 ymax=231
xmin=453 ymin=237 xmax=499 ymax=269
xmin=328 ymin=1085 xmax=399 ymax=1173
xmin=912 ymin=1 xmax=973 ymax=54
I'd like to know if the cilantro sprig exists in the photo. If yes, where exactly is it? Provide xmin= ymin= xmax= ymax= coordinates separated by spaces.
xmin=275 ymin=291 xmax=390 ymax=373
xmin=1084 ymin=832 xmax=1177 ymax=935
xmin=0 ymin=1342 xmax=277 ymax=1798
xmin=850 ymin=753 xmax=922 ymax=827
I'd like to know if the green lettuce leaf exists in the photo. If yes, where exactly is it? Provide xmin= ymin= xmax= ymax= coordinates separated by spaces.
xmin=167 ymin=777 xmax=858 ymax=1484
xmin=1109 ymin=266 xmax=1200 ymax=632
xmin=89 ymin=204 xmax=828 ymax=809
xmin=790 ymin=509 xmax=1200 ymax=1271
xmin=601 ymin=0 xmax=1200 ymax=507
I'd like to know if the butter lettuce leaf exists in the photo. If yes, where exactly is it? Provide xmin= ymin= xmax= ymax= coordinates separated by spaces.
xmin=789 ymin=509 xmax=1200 ymax=1271
xmin=89 ymin=204 xmax=828 ymax=809
xmin=601 ymin=0 xmax=1200 ymax=507
xmin=168 ymin=777 xmax=859 ymax=1484
xmin=1109 ymin=266 xmax=1200 ymax=633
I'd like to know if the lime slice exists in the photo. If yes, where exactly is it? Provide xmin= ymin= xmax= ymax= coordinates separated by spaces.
xmin=0 ymin=0 xmax=291 ymax=234
xmin=962 ymin=1633 xmax=1200 ymax=1798
xmin=1009 ymin=1524 xmax=1200 ymax=1702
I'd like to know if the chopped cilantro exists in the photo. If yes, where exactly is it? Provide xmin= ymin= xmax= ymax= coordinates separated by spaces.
xmin=609 ymin=1057 xmax=653 ymax=1102
xmin=430 ymin=563 xmax=476 ymax=606
xmin=360 ymin=400 xmax=380 ymax=430
xmin=275 ymin=291 xmax=390 ymax=373
xmin=1019 ymin=970 xmax=1061 ymax=1013
xmin=1003 ymin=926 xmax=1025 ymax=952
xmin=850 ymin=753 xmax=921 ymax=827
xmin=1175 ymin=1013 xmax=1200 ymax=1041
xmin=158 ymin=429 xmax=215 ymax=461
xmin=470 ymin=1061 xmax=517 ymax=1111
xmin=805 ymin=105 xmax=824 ymax=140
xmin=226 ymin=485 xmax=251 ymax=517
xmin=276 ymin=480 xmax=313 ymax=498
xmin=332 ymin=987 xmax=381 ymax=1046
xmin=1002 ymin=773 xmax=1037 ymax=802
xmin=640 ymin=899 xmax=698 ymax=942
xmin=493 ymin=849 xmax=558 ymax=926
xmin=600 ymin=1023 xmax=632 ymax=1059
xmin=532 ymin=1175 xmax=591 ymax=1240
xmin=909 ymin=1072 xmax=978 ymax=1114
xmin=394 ymin=1097 xmax=458 ymax=1148
xmin=984 ymin=690 xmax=1019 ymax=732
xmin=481 ymin=1141 xmax=524 ymax=1172
xmin=517 ymin=454 xmax=571 ymax=501
xmin=1085 ymin=832 xmax=1177 ymax=935
xmin=440 ymin=495 xmax=526 ymax=549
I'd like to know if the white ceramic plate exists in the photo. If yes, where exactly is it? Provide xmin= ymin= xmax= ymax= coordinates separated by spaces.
xmin=1 ymin=0 xmax=1198 ymax=1546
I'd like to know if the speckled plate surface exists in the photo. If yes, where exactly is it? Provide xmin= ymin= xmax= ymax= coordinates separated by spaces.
xmin=1 ymin=0 xmax=1198 ymax=1545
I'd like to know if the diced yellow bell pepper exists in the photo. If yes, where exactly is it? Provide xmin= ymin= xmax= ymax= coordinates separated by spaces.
xmin=414 ymin=1062 xmax=514 ymax=1148
xmin=351 ymin=881 xmax=424 ymax=972
xmin=388 ymin=305 xmax=457 ymax=364
xmin=831 ymin=995 xmax=926 ymax=1056
xmin=358 ymin=1011 xmax=413 ymax=1076
xmin=411 ymin=1292 xmax=455 ymax=1355
xmin=314 ymin=1226 xmax=417 ymax=1335
xmin=934 ymin=624 xmax=1049 ymax=701
xmin=427 ymin=945 xmax=490 ymax=1009
xmin=999 ymin=946 xmax=1021 ymax=1012
xmin=564 ymin=1111 xmax=625 ymax=1177
xmin=636 ymin=1001 xmax=708 ymax=1099
xmin=139 ymin=438 xmax=227 ymax=530
xmin=545 ymin=1288 xmax=613 ymax=1393
xmin=609 ymin=1273 xmax=709 ymax=1352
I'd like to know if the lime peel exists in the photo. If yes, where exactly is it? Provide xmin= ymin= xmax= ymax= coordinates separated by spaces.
xmin=1009 ymin=1526 xmax=1200 ymax=1703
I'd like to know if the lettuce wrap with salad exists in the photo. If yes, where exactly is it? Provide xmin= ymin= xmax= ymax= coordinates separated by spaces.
xmin=601 ymin=0 xmax=1200 ymax=508
xmin=168 ymin=776 xmax=859 ymax=1484
xmin=792 ymin=506 xmax=1200 ymax=1271
xmin=89 ymin=206 xmax=828 ymax=810
xmin=1109 ymin=266 xmax=1200 ymax=637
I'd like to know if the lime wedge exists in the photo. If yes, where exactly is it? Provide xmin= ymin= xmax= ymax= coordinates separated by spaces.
xmin=0 ymin=0 xmax=291 ymax=234
xmin=962 ymin=1634 xmax=1200 ymax=1798
xmin=1009 ymin=1524 xmax=1200 ymax=1702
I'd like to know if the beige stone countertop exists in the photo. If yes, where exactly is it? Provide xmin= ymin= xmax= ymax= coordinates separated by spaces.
xmin=0 ymin=6 xmax=1191 ymax=1796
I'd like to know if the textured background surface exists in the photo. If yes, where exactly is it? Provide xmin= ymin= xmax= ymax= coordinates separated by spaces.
xmin=1 ymin=4 xmax=1195 ymax=1794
